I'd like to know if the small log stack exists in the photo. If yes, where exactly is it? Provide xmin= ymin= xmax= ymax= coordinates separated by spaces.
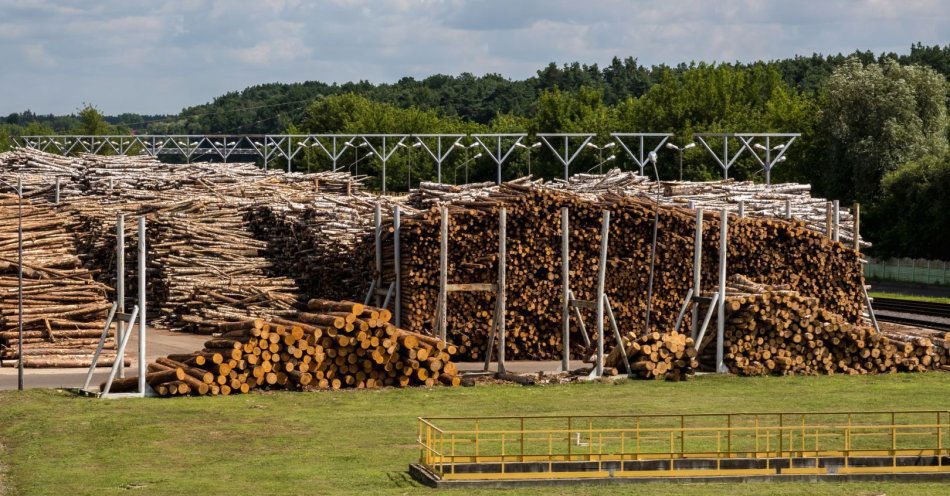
xmin=710 ymin=275 xmax=946 ymax=375
xmin=606 ymin=329 xmax=698 ymax=380
xmin=105 ymin=301 xmax=461 ymax=396
xmin=0 ymin=195 xmax=124 ymax=367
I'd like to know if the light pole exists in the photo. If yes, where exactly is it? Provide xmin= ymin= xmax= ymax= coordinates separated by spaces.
xmin=0 ymin=177 xmax=23 ymax=390
xmin=514 ymin=141 xmax=542 ymax=176
xmin=455 ymin=153 xmax=483 ymax=185
xmin=586 ymin=141 xmax=616 ymax=174
xmin=346 ymin=141 xmax=369 ymax=177
xmin=585 ymin=154 xmax=616 ymax=173
xmin=664 ymin=142 xmax=696 ymax=181
xmin=350 ymin=151 xmax=376 ymax=177
xmin=754 ymin=143 xmax=786 ymax=185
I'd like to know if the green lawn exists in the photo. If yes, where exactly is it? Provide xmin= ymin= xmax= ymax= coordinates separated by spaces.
xmin=0 ymin=373 xmax=948 ymax=496
xmin=869 ymin=291 xmax=950 ymax=304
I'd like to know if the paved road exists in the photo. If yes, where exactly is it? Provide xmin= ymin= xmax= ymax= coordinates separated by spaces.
xmin=0 ymin=327 xmax=207 ymax=391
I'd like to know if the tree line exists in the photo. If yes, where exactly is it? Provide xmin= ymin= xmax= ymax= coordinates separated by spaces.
xmin=1 ymin=44 xmax=947 ymax=261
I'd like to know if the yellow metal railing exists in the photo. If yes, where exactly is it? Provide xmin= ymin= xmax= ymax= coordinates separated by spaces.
xmin=417 ymin=411 xmax=950 ymax=480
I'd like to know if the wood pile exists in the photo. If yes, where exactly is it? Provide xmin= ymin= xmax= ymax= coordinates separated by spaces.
xmin=0 ymin=195 xmax=123 ymax=367
xmin=393 ymin=184 xmax=866 ymax=363
xmin=245 ymin=195 xmax=413 ymax=302
xmin=104 ymin=301 xmax=461 ymax=396
xmin=712 ymin=275 xmax=946 ymax=375
xmin=550 ymin=169 xmax=864 ymax=246
xmin=0 ymin=148 xmax=84 ymax=200
xmin=607 ymin=329 xmax=698 ymax=380
xmin=65 ymin=196 xmax=305 ymax=333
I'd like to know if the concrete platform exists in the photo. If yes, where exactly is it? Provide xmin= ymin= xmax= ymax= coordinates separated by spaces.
xmin=0 ymin=327 xmax=207 ymax=391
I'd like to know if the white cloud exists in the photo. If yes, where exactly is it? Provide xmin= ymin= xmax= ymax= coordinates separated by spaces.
xmin=0 ymin=0 xmax=947 ymax=114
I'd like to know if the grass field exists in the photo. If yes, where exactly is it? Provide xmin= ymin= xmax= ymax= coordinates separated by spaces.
xmin=0 ymin=373 xmax=948 ymax=496
xmin=869 ymin=291 xmax=950 ymax=304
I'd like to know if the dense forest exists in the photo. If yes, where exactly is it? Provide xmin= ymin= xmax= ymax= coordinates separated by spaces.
xmin=1 ymin=43 xmax=948 ymax=260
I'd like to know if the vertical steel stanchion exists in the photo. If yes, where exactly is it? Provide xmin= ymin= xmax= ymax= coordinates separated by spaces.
xmin=561 ymin=207 xmax=570 ymax=372
xmin=832 ymin=200 xmax=840 ymax=242
xmin=373 ymin=203 xmax=382 ymax=307
xmin=690 ymin=208 xmax=704 ymax=340
xmin=393 ymin=205 xmax=401 ymax=327
xmin=595 ymin=211 xmax=609 ymax=377
xmin=497 ymin=207 xmax=507 ymax=374
xmin=17 ymin=178 xmax=24 ymax=390
xmin=737 ymin=201 xmax=744 ymax=218
xmin=716 ymin=209 xmax=728 ymax=373
xmin=438 ymin=207 xmax=448 ymax=341
xmin=54 ymin=176 xmax=61 ymax=204
xmin=116 ymin=213 xmax=126 ymax=378
xmin=137 ymin=216 xmax=146 ymax=396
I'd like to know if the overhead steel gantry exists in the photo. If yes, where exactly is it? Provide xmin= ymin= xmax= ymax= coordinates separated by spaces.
xmin=471 ymin=134 xmax=527 ymax=184
xmin=611 ymin=133 xmax=673 ymax=176
xmin=693 ymin=132 xmax=799 ymax=182
xmin=537 ymin=133 xmax=595 ymax=180
xmin=18 ymin=135 xmax=268 ymax=163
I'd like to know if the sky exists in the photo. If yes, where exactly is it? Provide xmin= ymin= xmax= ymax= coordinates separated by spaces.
xmin=1 ymin=0 xmax=947 ymax=116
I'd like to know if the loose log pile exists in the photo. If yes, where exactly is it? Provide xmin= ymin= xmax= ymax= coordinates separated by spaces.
xmin=393 ymin=184 xmax=866 ymax=365
xmin=713 ymin=275 xmax=946 ymax=375
xmin=105 ymin=301 xmax=461 ymax=396
xmin=0 ymin=195 xmax=124 ymax=367
xmin=607 ymin=329 xmax=698 ymax=380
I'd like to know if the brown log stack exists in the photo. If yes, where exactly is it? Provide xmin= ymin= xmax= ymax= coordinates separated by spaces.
xmin=108 ymin=303 xmax=461 ymax=396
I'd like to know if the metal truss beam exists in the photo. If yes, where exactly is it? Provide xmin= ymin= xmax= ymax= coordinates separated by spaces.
xmin=734 ymin=133 xmax=800 ymax=185
xmin=471 ymin=134 xmax=527 ymax=184
xmin=537 ymin=133 xmax=595 ymax=180
xmin=611 ymin=133 xmax=672 ymax=176
xmin=691 ymin=133 xmax=750 ymax=180
xmin=361 ymin=134 xmax=409 ymax=193
xmin=413 ymin=134 xmax=465 ymax=184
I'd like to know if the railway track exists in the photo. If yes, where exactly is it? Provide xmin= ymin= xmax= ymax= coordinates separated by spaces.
xmin=871 ymin=297 xmax=950 ymax=330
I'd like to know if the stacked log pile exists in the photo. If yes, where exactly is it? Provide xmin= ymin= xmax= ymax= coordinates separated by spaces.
xmin=104 ymin=301 xmax=461 ymax=396
xmin=245 ymin=195 xmax=412 ymax=302
xmin=714 ymin=275 xmax=945 ymax=375
xmin=607 ymin=329 xmax=698 ymax=380
xmin=65 ymin=196 xmax=306 ymax=333
xmin=551 ymin=169 xmax=863 ymax=245
xmin=0 ymin=148 xmax=84 ymax=200
xmin=0 ymin=195 xmax=122 ymax=367
xmin=394 ymin=184 xmax=866 ymax=364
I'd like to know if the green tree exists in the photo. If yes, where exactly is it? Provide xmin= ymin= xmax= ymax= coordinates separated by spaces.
xmin=816 ymin=58 xmax=948 ymax=203
xmin=866 ymin=152 xmax=950 ymax=260
xmin=76 ymin=104 xmax=113 ymax=135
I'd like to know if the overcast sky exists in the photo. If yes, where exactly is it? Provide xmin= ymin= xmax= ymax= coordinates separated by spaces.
xmin=1 ymin=0 xmax=947 ymax=116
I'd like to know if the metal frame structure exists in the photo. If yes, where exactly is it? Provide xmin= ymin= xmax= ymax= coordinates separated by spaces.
xmin=471 ymin=134 xmax=527 ymax=184
xmin=432 ymin=206 xmax=508 ymax=373
xmin=416 ymin=411 xmax=950 ymax=482
xmin=611 ymin=133 xmax=673 ymax=176
xmin=81 ymin=216 xmax=148 ymax=398
xmin=361 ymin=134 xmax=409 ymax=193
xmin=20 ymin=135 xmax=267 ymax=163
xmin=364 ymin=203 xmax=402 ymax=326
xmin=310 ymin=134 xmax=360 ymax=172
xmin=734 ymin=133 xmax=800 ymax=185
xmin=414 ymin=134 xmax=466 ymax=184
xmin=537 ymin=133 xmax=595 ymax=180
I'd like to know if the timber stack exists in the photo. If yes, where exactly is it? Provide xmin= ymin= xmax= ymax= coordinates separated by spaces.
xmin=245 ymin=194 xmax=411 ymax=302
xmin=606 ymin=330 xmax=698 ymax=380
xmin=393 ymin=184 xmax=866 ymax=365
xmin=711 ymin=275 xmax=946 ymax=375
xmin=104 ymin=301 xmax=461 ymax=396
xmin=0 ymin=195 xmax=123 ymax=367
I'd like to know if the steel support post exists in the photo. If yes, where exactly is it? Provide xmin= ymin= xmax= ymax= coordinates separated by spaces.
xmin=738 ymin=200 xmax=744 ymax=217
xmin=438 ymin=207 xmax=448 ymax=340
xmin=116 ymin=213 xmax=125 ymax=378
xmin=54 ymin=176 xmax=61 ymax=204
xmin=393 ymin=206 xmax=401 ymax=327
xmin=690 ymin=208 xmax=703 ymax=340
xmin=16 ymin=178 xmax=23 ymax=390
xmin=497 ymin=207 xmax=507 ymax=374
xmin=374 ymin=203 xmax=382 ymax=307
xmin=561 ymin=207 xmax=570 ymax=372
xmin=716 ymin=209 xmax=728 ymax=373
xmin=137 ymin=216 xmax=146 ymax=396
xmin=833 ymin=200 xmax=840 ymax=242
xmin=595 ymin=211 xmax=609 ymax=377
